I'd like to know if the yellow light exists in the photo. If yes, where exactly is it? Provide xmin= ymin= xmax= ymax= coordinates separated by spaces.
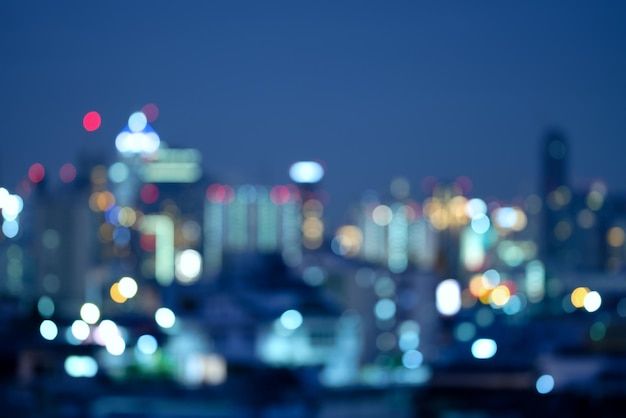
xmin=571 ymin=287 xmax=590 ymax=308
xmin=469 ymin=274 xmax=488 ymax=298
xmin=92 ymin=191 xmax=115 ymax=212
xmin=302 ymin=217 xmax=323 ymax=238
xmin=448 ymin=195 xmax=469 ymax=226
xmin=607 ymin=227 xmax=625 ymax=247
xmin=490 ymin=285 xmax=511 ymax=307
xmin=118 ymin=207 xmax=137 ymax=227
xmin=336 ymin=225 xmax=363 ymax=257
xmin=478 ymin=292 xmax=492 ymax=305
xmin=110 ymin=283 xmax=127 ymax=304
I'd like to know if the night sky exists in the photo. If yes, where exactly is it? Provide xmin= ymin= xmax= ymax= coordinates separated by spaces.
xmin=1 ymin=1 xmax=625 ymax=224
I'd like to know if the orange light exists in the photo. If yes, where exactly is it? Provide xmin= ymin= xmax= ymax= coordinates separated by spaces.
xmin=110 ymin=283 xmax=127 ymax=304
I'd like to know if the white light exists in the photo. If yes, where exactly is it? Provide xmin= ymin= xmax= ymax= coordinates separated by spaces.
xmin=64 ymin=356 xmax=98 ymax=378
xmin=40 ymin=320 xmax=58 ymax=341
xmin=2 ymin=194 xmax=23 ymax=221
xmin=374 ymin=298 xmax=396 ymax=320
xmin=465 ymin=198 xmax=487 ymax=218
xmin=471 ymin=338 xmax=497 ymax=359
xmin=401 ymin=350 xmax=423 ymax=369
xmin=80 ymin=303 xmax=100 ymax=324
xmin=155 ymin=307 xmax=176 ymax=329
xmin=536 ymin=374 xmax=555 ymax=394
xmin=493 ymin=207 xmax=517 ymax=229
xmin=436 ymin=279 xmax=462 ymax=316
xmin=372 ymin=205 xmax=393 ymax=226
xmin=584 ymin=291 xmax=602 ymax=312
xmin=128 ymin=111 xmax=147 ymax=132
xmin=94 ymin=319 xmax=120 ymax=346
xmin=289 ymin=161 xmax=324 ymax=184
xmin=470 ymin=214 xmax=490 ymax=234
xmin=279 ymin=309 xmax=303 ymax=330
xmin=175 ymin=249 xmax=202 ymax=284
xmin=118 ymin=276 xmax=138 ymax=298
xmin=71 ymin=320 xmax=90 ymax=341
xmin=115 ymin=131 xmax=160 ymax=155
xmin=2 ymin=220 xmax=19 ymax=238
xmin=105 ymin=335 xmax=126 ymax=356
xmin=137 ymin=334 xmax=158 ymax=355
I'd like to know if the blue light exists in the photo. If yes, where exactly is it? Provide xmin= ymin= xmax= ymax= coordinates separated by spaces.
xmin=109 ymin=162 xmax=129 ymax=183
xmin=128 ymin=111 xmax=147 ymax=133
xmin=113 ymin=227 xmax=131 ymax=246
xmin=536 ymin=374 xmax=555 ymax=394
xmin=137 ymin=334 xmax=158 ymax=355
xmin=2 ymin=220 xmax=19 ymax=238
xmin=470 ymin=214 xmax=490 ymax=234
xmin=374 ymin=298 xmax=396 ymax=320
xmin=401 ymin=350 xmax=423 ymax=369
xmin=280 ymin=309 xmax=303 ymax=330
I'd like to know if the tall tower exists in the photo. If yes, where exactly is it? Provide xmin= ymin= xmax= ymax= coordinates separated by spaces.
xmin=541 ymin=129 xmax=571 ymax=263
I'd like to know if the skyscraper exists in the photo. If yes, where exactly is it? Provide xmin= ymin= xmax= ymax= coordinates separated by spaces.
xmin=541 ymin=130 xmax=573 ymax=264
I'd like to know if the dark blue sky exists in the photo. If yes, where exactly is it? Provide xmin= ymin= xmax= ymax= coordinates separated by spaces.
xmin=1 ymin=1 xmax=625 ymax=224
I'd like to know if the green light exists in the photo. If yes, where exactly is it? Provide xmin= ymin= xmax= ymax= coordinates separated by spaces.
xmin=387 ymin=204 xmax=408 ymax=273
xmin=141 ymin=215 xmax=175 ymax=285
xmin=257 ymin=188 xmax=278 ymax=252
xmin=204 ymin=202 xmax=223 ymax=275
xmin=525 ymin=260 xmax=545 ymax=303
xmin=226 ymin=188 xmax=248 ymax=250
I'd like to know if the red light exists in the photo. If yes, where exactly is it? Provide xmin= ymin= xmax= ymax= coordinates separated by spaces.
xmin=140 ymin=184 xmax=159 ymax=204
xmin=270 ymin=185 xmax=291 ymax=204
xmin=28 ymin=163 xmax=45 ymax=183
xmin=59 ymin=163 xmax=77 ymax=183
xmin=83 ymin=111 xmax=101 ymax=132
xmin=206 ymin=184 xmax=234 ymax=203
xmin=206 ymin=184 xmax=225 ymax=203
xmin=141 ymin=103 xmax=159 ymax=123
xmin=140 ymin=234 xmax=156 ymax=252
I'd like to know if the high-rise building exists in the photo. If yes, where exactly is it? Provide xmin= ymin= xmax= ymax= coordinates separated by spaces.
xmin=541 ymin=130 xmax=574 ymax=265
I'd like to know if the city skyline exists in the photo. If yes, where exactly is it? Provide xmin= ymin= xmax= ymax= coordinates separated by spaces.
xmin=2 ymin=1 xmax=626 ymax=225
xmin=2 ymin=2 xmax=626 ymax=416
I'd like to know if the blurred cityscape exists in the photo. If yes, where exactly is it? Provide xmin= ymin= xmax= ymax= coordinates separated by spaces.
xmin=1 ymin=107 xmax=626 ymax=417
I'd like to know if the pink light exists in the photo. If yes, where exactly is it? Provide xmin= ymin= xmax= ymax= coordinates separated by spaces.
xmin=270 ymin=185 xmax=291 ymax=205
xmin=140 ymin=184 xmax=159 ymax=204
xmin=28 ymin=163 xmax=45 ymax=183
xmin=83 ymin=111 xmax=102 ymax=132
xmin=59 ymin=163 xmax=77 ymax=183
xmin=141 ymin=103 xmax=159 ymax=123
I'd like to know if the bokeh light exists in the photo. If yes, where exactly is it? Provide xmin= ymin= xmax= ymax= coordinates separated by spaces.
xmin=28 ymin=163 xmax=45 ymax=183
xmin=280 ymin=309 xmax=303 ymax=330
xmin=80 ymin=303 xmax=100 ymax=324
xmin=59 ymin=163 xmax=77 ymax=183
xmin=39 ymin=320 xmax=58 ymax=341
xmin=155 ymin=307 xmax=176 ymax=329
xmin=82 ymin=111 xmax=101 ymax=132
xmin=471 ymin=338 xmax=497 ymax=359
xmin=536 ymin=374 xmax=555 ymax=394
